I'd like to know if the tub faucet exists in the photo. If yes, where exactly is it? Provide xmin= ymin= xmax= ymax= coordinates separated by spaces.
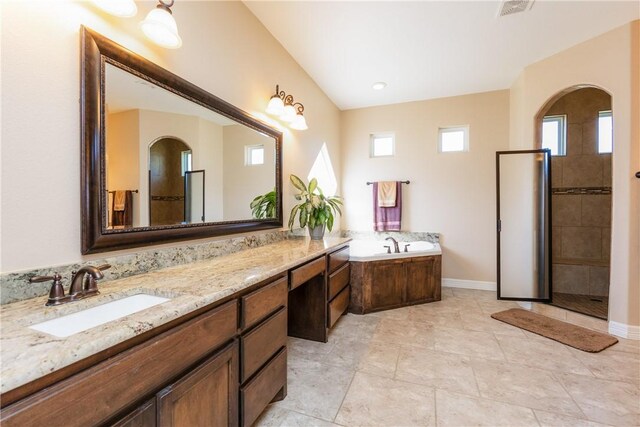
xmin=385 ymin=237 xmax=400 ymax=253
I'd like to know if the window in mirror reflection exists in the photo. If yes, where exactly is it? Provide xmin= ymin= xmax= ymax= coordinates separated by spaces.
xmin=245 ymin=145 xmax=265 ymax=166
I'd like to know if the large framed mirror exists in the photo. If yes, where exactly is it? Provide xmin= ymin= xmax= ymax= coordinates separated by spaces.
xmin=81 ymin=27 xmax=282 ymax=254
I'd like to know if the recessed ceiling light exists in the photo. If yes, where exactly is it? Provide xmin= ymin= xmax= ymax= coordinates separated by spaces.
xmin=372 ymin=82 xmax=387 ymax=91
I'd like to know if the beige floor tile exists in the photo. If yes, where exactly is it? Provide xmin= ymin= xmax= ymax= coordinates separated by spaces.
xmin=441 ymin=287 xmax=455 ymax=298
xmin=608 ymin=336 xmax=640 ymax=354
xmin=569 ymin=346 xmax=640 ymax=387
xmin=472 ymin=360 xmax=584 ymax=417
xmin=433 ymin=327 xmax=505 ymax=361
xmin=328 ymin=313 xmax=380 ymax=343
xmin=320 ymin=336 xmax=372 ymax=370
xmin=369 ymin=317 xmax=436 ymax=349
xmin=460 ymin=311 xmax=527 ymax=337
xmin=451 ymin=288 xmax=496 ymax=301
xmin=476 ymin=299 xmax=521 ymax=315
xmin=533 ymin=410 xmax=612 ymax=427
xmin=287 ymin=337 xmax=335 ymax=363
xmin=557 ymin=373 xmax=640 ymax=426
xmin=435 ymin=389 xmax=538 ymax=426
xmin=496 ymin=335 xmax=593 ymax=376
xmin=275 ymin=358 xmax=353 ymax=421
xmin=356 ymin=342 xmax=400 ymax=378
xmin=255 ymin=405 xmax=342 ymax=427
xmin=532 ymin=303 xmax=568 ymax=321
xmin=395 ymin=347 xmax=479 ymax=396
xmin=408 ymin=307 xmax=465 ymax=329
xmin=367 ymin=305 xmax=413 ymax=321
xmin=335 ymin=372 xmax=436 ymax=426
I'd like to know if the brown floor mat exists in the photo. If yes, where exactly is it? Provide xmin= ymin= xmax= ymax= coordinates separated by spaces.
xmin=491 ymin=308 xmax=617 ymax=352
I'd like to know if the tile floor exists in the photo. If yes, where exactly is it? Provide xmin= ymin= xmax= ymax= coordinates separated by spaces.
xmin=255 ymin=288 xmax=640 ymax=427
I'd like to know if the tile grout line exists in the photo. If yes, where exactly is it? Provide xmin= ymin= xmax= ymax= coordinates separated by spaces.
xmin=331 ymin=367 xmax=358 ymax=424
xmin=549 ymin=370 xmax=591 ymax=422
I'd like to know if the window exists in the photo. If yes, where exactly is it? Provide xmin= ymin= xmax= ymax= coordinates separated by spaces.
xmin=438 ymin=126 xmax=468 ymax=153
xmin=370 ymin=133 xmax=395 ymax=157
xmin=598 ymin=110 xmax=613 ymax=154
xmin=308 ymin=143 xmax=338 ymax=196
xmin=245 ymin=145 xmax=264 ymax=166
xmin=541 ymin=115 xmax=566 ymax=156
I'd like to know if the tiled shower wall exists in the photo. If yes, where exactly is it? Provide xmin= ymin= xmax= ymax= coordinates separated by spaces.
xmin=547 ymin=88 xmax=612 ymax=297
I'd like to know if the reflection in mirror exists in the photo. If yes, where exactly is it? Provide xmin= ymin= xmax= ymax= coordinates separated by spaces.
xmin=104 ymin=63 xmax=277 ymax=231
xmin=185 ymin=170 xmax=205 ymax=224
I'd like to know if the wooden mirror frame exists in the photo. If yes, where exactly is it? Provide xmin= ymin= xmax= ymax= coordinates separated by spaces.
xmin=81 ymin=27 xmax=283 ymax=254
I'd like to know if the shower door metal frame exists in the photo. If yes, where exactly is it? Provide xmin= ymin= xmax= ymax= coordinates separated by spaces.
xmin=496 ymin=149 xmax=552 ymax=302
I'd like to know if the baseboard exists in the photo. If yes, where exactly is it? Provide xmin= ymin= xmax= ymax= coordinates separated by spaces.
xmin=442 ymin=278 xmax=497 ymax=292
xmin=608 ymin=320 xmax=640 ymax=340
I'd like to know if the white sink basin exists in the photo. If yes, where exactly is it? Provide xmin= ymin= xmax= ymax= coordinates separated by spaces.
xmin=29 ymin=294 xmax=171 ymax=338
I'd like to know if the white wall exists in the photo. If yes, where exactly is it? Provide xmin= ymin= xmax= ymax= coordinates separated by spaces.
xmin=341 ymin=90 xmax=510 ymax=282
xmin=509 ymin=21 xmax=640 ymax=331
xmin=0 ymin=0 xmax=341 ymax=272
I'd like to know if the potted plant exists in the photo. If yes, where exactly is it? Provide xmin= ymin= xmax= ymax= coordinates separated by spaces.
xmin=250 ymin=189 xmax=277 ymax=219
xmin=288 ymin=174 xmax=342 ymax=240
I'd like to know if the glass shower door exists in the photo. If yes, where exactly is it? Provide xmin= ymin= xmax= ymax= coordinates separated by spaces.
xmin=184 ymin=170 xmax=205 ymax=224
xmin=496 ymin=149 xmax=552 ymax=301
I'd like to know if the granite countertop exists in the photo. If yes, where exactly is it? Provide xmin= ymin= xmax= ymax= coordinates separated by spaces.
xmin=0 ymin=237 xmax=350 ymax=395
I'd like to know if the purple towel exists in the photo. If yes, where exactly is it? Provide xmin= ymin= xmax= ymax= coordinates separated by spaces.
xmin=373 ymin=181 xmax=402 ymax=231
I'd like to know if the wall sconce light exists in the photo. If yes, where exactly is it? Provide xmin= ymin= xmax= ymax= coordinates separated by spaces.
xmin=140 ymin=0 xmax=183 ymax=49
xmin=290 ymin=104 xmax=308 ymax=130
xmin=93 ymin=0 xmax=138 ymax=17
xmin=266 ymin=85 xmax=308 ymax=131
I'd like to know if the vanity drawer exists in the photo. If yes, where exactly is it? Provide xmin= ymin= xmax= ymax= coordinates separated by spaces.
xmin=240 ymin=276 xmax=287 ymax=330
xmin=290 ymin=256 xmax=325 ymax=290
xmin=241 ymin=348 xmax=287 ymax=427
xmin=240 ymin=307 xmax=287 ymax=382
xmin=328 ymin=263 xmax=350 ymax=301
xmin=0 ymin=301 xmax=238 ymax=427
xmin=328 ymin=285 xmax=350 ymax=328
xmin=328 ymin=246 xmax=350 ymax=273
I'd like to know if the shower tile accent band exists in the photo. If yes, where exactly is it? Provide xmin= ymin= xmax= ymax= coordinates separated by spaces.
xmin=552 ymin=187 xmax=612 ymax=195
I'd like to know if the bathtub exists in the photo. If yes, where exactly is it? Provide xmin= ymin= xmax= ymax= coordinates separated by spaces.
xmin=348 ymin=239 xmax=441 ymax=262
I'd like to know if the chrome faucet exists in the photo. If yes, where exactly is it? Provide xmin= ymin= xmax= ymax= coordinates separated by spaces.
xmin=385 ymin=237 xmax=400 ymax=253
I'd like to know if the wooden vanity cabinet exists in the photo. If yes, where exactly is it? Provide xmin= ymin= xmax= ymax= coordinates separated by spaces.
xmin=239 ymin=276 xmax=288 ymax=427
xmin=350 ymin=255 xmax=442 ymax=314
xmin=327 ymin=246 xmax=350 ymax=329
xmin=287 ymin=244 xmax=351 ymax=342
xmin=156 ymin=341 xmax=239 ymax=427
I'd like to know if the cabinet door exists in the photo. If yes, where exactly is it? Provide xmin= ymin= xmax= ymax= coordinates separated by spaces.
xmin=157 ymin=341 xmax=238 ymax=427
xmin=369 ymin=261 xmax=404 ymax=309
xmin=111 ymin=398 xmax=157 ymax=427
xmin=405 ymin=258 xmax=433 ymax=302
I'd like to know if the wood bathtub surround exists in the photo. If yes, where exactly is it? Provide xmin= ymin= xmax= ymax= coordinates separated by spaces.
xmin=0 ymin=237 xmax=351 ymax=426
xmin=350 ymin=255 xmax=442 ymax=314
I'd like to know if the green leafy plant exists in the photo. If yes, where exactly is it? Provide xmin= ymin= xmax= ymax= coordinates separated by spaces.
xmin=250 ymin=189 xmax=277 ymax=219
xmin=288 ymin=174 xmax=342 ymax=231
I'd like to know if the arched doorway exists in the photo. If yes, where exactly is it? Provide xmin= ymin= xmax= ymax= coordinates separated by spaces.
xmin=149 ymin=136 xmax=192 ymax=226
xmin=535 ymin=86 xmax=613 ymax=319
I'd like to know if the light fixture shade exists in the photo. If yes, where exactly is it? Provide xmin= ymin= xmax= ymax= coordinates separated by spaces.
xmin=140 ymin=7 xmax=182 ymax=49
xmin=280 ymin=104 xmax=297 ymax=122
xmin=290 ymin=113 xmax=308 ymax=130
xmin=93 ymin=0 xmax=138 ymax=17
xmin=266 ymin=96 xmax=285 ymax=115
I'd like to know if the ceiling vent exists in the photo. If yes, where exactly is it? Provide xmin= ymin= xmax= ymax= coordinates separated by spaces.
xmin=498 ymin=0 xmax=535 ymax=17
